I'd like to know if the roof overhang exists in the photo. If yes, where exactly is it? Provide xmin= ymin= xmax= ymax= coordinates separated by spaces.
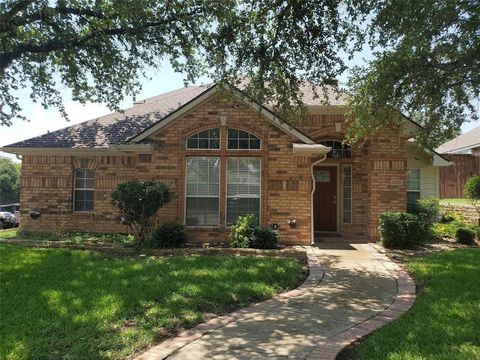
xmin=0 ymin=144 xmax=152 ymax=156
xmin=407 ymin=141 xmax=451 ymax=167
xmin=129 ymin=84 xmax=316 ymax=144
xmin=292 ymin=143 xmax=331 ymax=155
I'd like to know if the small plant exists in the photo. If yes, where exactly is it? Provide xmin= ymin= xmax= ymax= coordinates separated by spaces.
xmin=464 ymin=175 xmax=480 ymax=225
xmin=111 ymin=181 xmax=174 ymax=245
xmin=229 ymin=214 xmax=257 ymax=248
xmin=455 ymin=227 xmax=476 ymax=245
xmin=149 ymin=223 xmax=188 ymax=248
xmin=379 ymin=212 xmax=431 ymax=249
xmin=440 ymin=209 xmax=464 ymax=224
xmin=252 ymin=227 xmax=278 ymax=249
xmin=229 ymin=214 xmax=278 ymax=249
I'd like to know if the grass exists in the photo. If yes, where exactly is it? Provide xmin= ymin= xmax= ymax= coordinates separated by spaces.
xmin=0 ymin=228 xmax=18 ymax=239
xmin=355 ymin=248 xmax=480 ymax=360
xmin=0 ymin=244 xmax=305 ymax=359
xmin=440 ymin=198 xmax=472 ymax=205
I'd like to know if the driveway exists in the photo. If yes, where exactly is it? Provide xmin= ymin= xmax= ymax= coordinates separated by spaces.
xmin=138 ymin=243 xmax=399 ymax=359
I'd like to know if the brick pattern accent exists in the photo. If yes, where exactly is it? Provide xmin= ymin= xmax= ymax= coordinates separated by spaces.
xmin=18 ymin=99 xmax=410 ymax=244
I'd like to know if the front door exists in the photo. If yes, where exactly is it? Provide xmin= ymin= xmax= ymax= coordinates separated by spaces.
xmin=313 ymin=166 xmax=337 ymax=232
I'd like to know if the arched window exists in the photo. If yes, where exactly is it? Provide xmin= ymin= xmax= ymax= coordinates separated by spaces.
xmin=319 ymin=140 xmax=351 ymax=159
xmin=227 ymin=129 xmax=261 ymax=150
xmin=74 ymin=169 xmax=95 ymax=211
xmin=187 ymin=128 xmax=220 ymax=149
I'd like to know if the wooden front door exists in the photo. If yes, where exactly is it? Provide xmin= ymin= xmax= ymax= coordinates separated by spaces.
xmin=313 ymin=166 xmax=337 ymax=232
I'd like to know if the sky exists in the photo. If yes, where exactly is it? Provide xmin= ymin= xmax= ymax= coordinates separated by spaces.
xmin=1 ymin=55 xmax=479 ymax=162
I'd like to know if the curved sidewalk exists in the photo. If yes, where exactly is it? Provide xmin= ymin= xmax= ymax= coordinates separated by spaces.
xmin=136 ymin=243 xmax=415 ymax=360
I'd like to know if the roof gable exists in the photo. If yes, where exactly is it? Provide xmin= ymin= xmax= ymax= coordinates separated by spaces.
xmin=129 ymin=84 xmax=316 ymax=144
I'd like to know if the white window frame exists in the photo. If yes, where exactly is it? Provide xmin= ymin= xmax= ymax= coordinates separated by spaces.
xmin=225 ymin=157 xmax=262 ymax=226
xmin=184 ymin=156 xmax=221 ymax=227
xmin=406 ymin=168 xmax=421 ymax=210
xmin=186 ymin=128 xmax=221 ymax=150
xmin=227 ymin=128 xmax=261 ymax=151
xmin=73 ymin=168 xmax=95 ymax=212
xmin=342 ymin=165 xmax=352 ymax=224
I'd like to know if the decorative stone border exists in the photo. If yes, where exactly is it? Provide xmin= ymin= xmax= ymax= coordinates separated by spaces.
xmin=133 ymin=248 xmax=323 ymax=360
xmin=306 ymin=244 xmax=416 ymax=360
xmin=0 ymin=238 xmax=307 ymax=260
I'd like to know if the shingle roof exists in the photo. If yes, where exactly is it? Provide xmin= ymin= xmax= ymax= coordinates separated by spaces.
xmin=436 ymin=126 xmax=480 ymax=154
xmin=5 ymin=86 xmax=208 ymax=148
xmin=3 ymin=83 xmax=348 ymax=149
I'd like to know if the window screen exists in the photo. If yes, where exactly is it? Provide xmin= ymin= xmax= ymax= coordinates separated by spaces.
xmin=74 ymin=169 xmax=95 ymax=212
xmin=185 ymin=157 xmax=220 ymax=226
xmin=406 ymin=169 xmax=421 ymax=212
xmin=226 ymin=157 xmax=261 ymax=225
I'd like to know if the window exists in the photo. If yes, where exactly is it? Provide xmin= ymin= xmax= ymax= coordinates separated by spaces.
xmin=343 ymin=166 xmax=352 ymax=223
xmin=226 ymin=157 xmax=261 ymax=224
xmin=187 ymin=128 xmax=220 ymax=149
xmin=185 ymin=157 xmax=220 ymax=226
xmin=319 ymin=140 xmax=351 ymax=158
xmin=406 ymin=169 xmax=421 ymax=212
xmin=227 ymin=129 xmax=261 ymax=150
xmin=74 ymin=169 xmax=95 ymax=212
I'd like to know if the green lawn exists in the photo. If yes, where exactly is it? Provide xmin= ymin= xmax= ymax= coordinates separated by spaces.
xmin=440 ymin=198 xmax=471 ymax=205
xmin=0 ymin=245 xmax=305 ymax=359
xmin=355 ymin=248 xmax=480 ymax=360
xmin=0 ymin=228 xmax=18 ymax=239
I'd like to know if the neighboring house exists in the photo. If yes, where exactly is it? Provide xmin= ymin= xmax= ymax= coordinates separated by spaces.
xmin=436 ymin=126 xmax=480 ymax=198
xmin=0 ymin=83 xmax=450 ymax=244
xmin=436 ymin=126 xmax=480 ymax=156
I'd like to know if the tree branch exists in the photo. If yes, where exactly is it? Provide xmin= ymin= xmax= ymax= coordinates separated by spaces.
xmin=0 ymin=18 xmax=184 ymax=72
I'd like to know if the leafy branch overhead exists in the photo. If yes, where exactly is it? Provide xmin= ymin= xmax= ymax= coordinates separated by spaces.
xmin=0 ymin=0 xmax=352 ymax=126
xmin=1 ymin=0 xmax=479 ymax=148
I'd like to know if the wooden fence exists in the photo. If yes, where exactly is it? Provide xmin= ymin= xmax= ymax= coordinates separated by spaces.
xmin=439 ymin=154 xmax=480 ymax=198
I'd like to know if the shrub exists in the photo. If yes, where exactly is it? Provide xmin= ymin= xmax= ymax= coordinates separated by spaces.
xmin=455 ymin=227 xmax=476 ymax=245
xmin=432 ymin=222 xmax=459 ymax=239
xmin=379 ymin=212 xmax=431 ymax=249
xmin=414 ymin=197 xmax=439 ymax=225
xmin=464 ymin=175 xmax=480 ymax=225
xmin=252 ymin=227 xmax=278 ymax=249
xmin=111 ymin=181 xmax=174 ymax=245
xmin=229 ymin=214 xmax=257 ymax=248
xmin=440 ymin=209 xmax=464 ymax=224
xmin=148 ymin=223 xmax=188 ymax=248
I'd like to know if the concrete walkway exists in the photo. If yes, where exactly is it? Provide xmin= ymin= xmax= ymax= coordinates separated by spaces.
xmin=136 ymin=243 xmax=411 ymax=360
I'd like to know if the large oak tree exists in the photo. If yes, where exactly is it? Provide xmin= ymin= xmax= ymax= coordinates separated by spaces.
xmin=1 ymin=0 xmax=478 ymax=148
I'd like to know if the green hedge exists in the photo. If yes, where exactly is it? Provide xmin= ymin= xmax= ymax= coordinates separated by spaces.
xmin=379 ymin=212 xmax=431 ymax=249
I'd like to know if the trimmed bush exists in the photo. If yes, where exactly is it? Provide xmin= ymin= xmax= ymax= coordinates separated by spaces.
xmin=252 ymin=227 xmax=278 ymax=249
xmin=149 ymin=223 xmax=188 ymax=248
xmin=111 ymin=181 xmax=174 ymax=245
xmin=379 ymin=212 xmax=431 ymax=249
xmin=455 ymin=227 xmax=476 ymax=245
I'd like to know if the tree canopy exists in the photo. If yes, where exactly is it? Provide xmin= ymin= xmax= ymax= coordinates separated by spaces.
xmin=346 ymin=0 xmax=479 ymax=148
xmin=1 ymin=0 xmax=478 ymax=148
xmin=0 ymin=157 xmax=20 ymax=204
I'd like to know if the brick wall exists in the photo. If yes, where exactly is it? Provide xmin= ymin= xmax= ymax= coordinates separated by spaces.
xmin=19 ymin=97 xmax=409 ymax=244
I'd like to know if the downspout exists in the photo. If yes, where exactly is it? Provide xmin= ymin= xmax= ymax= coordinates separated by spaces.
xmin=310 ymin=154 xmax=327 ymax=245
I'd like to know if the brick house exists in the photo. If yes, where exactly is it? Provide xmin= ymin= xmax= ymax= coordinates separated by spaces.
xmin=1 ymin=84 xmax=450 ymax=245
